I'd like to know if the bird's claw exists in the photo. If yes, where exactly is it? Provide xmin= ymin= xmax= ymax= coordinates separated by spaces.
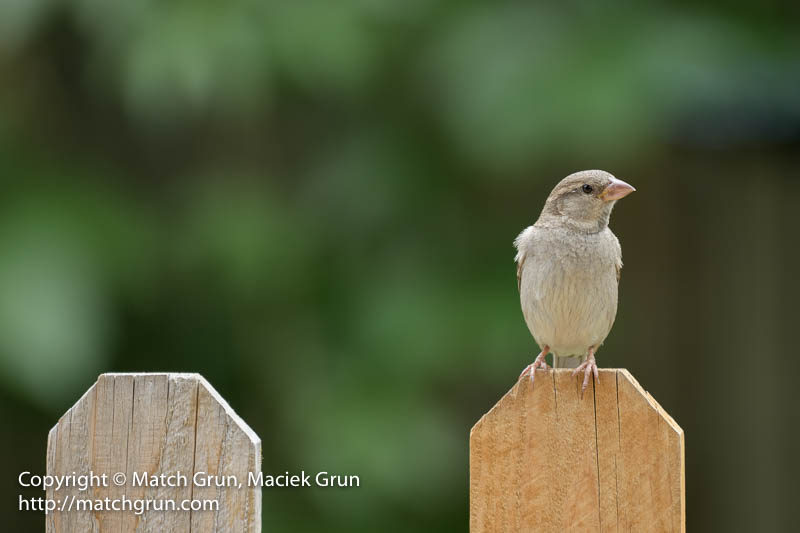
xmin=571 ymin=355 xmax=599 ymax=399
xmin=520 ymin=350 xmax=549 ymax=387
xmin=519 ymin=359 xmax=548 ymax=379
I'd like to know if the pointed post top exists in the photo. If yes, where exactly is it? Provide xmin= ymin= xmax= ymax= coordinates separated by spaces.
xmin=46 ymin=373 xmax=262 ymax=532
xmin=470 ymin=369 xmax=684 ymax=532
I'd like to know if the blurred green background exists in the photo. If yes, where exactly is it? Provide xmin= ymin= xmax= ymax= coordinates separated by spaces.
xmin=2 ymin=1 xmax=798 ymax=531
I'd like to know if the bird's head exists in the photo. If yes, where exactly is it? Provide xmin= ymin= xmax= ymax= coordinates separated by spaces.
xmin=540 ymin=170 xmax=635 ymax=233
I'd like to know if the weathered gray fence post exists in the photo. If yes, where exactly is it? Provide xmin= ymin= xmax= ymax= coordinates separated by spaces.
xmin=46 ymin=373 xmax=261 ymax=532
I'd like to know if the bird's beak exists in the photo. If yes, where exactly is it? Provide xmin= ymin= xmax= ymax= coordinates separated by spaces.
xmin=599 ymin=177 xmax=635 ymax=202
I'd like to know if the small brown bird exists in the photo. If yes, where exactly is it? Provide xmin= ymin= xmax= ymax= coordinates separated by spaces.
xmin=514 ymin=170 xmax=635 ymax=396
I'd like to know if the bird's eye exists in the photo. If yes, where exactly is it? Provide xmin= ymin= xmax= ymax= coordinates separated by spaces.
xmin=581 ymin=184 xmax=593 ymax=194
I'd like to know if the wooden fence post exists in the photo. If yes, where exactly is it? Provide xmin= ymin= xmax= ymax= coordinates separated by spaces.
xmin=470 ymin=369 xmax=684 ymax=532
xmin=45 ymin=373 xmax=261 ymax=532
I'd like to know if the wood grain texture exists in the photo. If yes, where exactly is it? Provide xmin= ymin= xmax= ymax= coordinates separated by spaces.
xmin=46 ymin=373 xmax=261 ymax=533
xmin=470 ymin=369 xmax=684 ymax=532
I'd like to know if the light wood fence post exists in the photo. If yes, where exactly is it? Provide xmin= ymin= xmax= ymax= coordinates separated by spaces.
xmin=45 ymin=373 xmax=261 ymax=532
xmin=470 ymin=369 xmax=684 ymax=532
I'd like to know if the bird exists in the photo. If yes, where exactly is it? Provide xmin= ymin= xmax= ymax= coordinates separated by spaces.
xmin=514 ymin=170 xmax=634 ymax=397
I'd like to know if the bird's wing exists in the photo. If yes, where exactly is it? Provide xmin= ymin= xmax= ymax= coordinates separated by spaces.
xmin=613 ymin=233 xmax=623 ymax=283
xmin=513 ymin=226 xmax=534 ymax=292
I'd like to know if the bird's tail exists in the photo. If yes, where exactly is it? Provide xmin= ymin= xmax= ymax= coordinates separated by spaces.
xmin=552 ymin=355 xmax=585 ymax=369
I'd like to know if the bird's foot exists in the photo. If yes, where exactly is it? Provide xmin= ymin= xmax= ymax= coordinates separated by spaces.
xmin=571 ymin=352 xmax=599 ymax=399
xmin=520 ymin=347 xmax=550 ymax=387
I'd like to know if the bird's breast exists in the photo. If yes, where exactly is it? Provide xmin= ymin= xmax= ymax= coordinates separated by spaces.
xmin=519 ymin=234 xmax=619 ymax=356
